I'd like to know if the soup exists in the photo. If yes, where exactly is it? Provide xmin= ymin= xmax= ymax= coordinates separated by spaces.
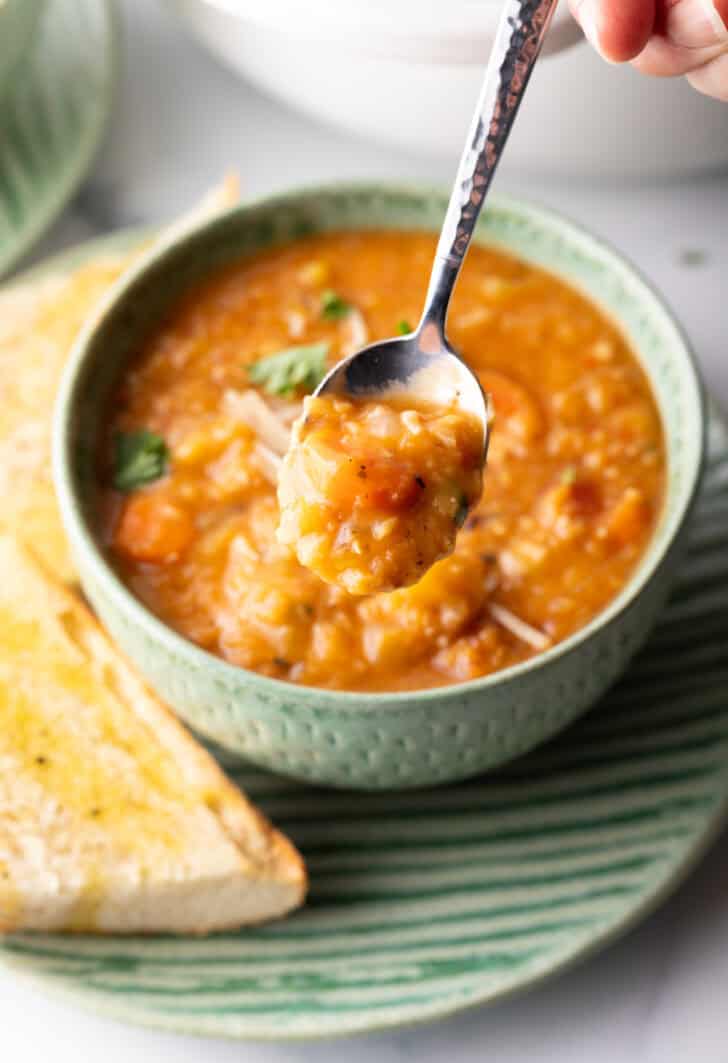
xmin=101 ymin=230 xmax=665 ymax=692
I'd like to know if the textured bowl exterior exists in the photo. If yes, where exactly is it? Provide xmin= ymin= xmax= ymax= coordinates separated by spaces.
xmin=54 ymin=186 xmax=705 ymax=789
xmin=83 ymin=546 xmax=683 ymax=790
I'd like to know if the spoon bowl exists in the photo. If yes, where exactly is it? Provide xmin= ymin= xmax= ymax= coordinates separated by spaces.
xmin=316 ymin=329 xmax=490 ymax=455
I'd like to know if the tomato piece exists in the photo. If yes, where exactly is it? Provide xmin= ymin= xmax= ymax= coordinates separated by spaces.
xmin=327 ymin=454 xmax=423 ymax=514
xmin=539 ymin=474 xmax=602 ymax=531
xmin=569 ymin=479 xmax=602 ymax=518
xmin=365 ymin=461 xmax=423 ymax=512
xmin=114 ymin=493 xmax=194 ymax=563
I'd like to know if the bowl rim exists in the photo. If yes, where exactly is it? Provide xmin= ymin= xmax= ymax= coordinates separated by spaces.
xmin=53 ymin=181 xmax=707 ymax=710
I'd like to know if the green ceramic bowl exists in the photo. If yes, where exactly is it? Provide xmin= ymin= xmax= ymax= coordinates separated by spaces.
xmin=53 ymin=185 xmax=706 ymax=790
xmin=0 ymin=0 xmax=42 ymax=103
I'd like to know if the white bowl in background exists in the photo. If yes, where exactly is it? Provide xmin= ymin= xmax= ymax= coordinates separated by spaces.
xmin=171 ymin=0 xmax=728 ymax=178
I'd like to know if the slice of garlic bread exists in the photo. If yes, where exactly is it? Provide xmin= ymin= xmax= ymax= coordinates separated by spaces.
xmin=0 ymin=534 xmax=305 ymax=934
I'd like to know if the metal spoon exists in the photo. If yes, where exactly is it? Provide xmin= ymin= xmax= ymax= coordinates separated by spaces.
xmin=315 ymin=0 xmax=559 ymax=451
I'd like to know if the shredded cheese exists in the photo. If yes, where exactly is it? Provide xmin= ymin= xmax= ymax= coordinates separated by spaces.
xmin=252 ymin=442 xmax=282 ymax=485
xmin=488 ymin=603 xmax=551 ymax=651
xmin=223 ymin=390 xmax=291 ymax=455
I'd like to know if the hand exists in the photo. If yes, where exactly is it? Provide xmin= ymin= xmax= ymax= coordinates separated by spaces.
xmin=569 ymin=0 xmax=728 ymax=100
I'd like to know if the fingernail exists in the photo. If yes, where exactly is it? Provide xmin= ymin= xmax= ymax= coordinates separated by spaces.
xmin=668 ymin=0 xmax=728 ymax=47
xmin=696 ymin=0 xmax=728 ymax=42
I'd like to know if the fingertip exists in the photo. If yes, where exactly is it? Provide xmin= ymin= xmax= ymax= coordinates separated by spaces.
xmin=576 ymin=0 xmax=656 ymax=63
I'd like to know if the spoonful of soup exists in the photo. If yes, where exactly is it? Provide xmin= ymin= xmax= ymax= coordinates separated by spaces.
xmin=278 ymin=0 xmax=559 ymax=594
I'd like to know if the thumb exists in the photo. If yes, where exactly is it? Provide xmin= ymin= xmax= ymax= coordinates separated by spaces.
xmin=632 ymin=0 xmax=728 ymax=79
xmin=661 ymin=0 xmax=728 ymax=49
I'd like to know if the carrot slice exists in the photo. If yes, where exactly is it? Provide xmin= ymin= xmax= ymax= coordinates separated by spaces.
xmin=115 ymin=493 xmax=194 ymax=564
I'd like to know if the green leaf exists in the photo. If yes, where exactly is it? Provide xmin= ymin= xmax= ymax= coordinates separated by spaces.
xmin=248 ymin=342 xmax=329 ymax=397
xmin=320 ymin=290 xmax=351 ymax=320
xmin=114 ymin=430 xmax=168 ymax=492
xmin=397 ymin=319 xmax=413 ymax=335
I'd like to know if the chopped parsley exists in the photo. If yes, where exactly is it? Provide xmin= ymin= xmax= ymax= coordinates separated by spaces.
xmin=320 ymin=290 xmax=351 ymax=320
xmin=397 ymin=319 xmax=413 ymax=335
xmin=113 ymin=430 xmax=169 ymax=492
xmin=248 ymin=342 xmax=329 ymax=397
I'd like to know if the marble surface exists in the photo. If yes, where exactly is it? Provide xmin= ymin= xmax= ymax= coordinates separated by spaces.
xmin=2 ymin=0 xmax=728 ymax=1058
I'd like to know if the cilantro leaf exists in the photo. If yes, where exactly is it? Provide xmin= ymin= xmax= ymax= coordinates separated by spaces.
xmin=397 ymin=319 xmax=413 ymax=335
xmin=248 ymin=342 xmax=329 ymax=397
xmin=114 ymin=430 xmax=168 ymax=492
xmin=320 ymin=290 xmax=351 ymax=320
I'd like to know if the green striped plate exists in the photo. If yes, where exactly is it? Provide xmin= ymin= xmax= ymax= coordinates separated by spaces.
xmin=1 ymin=236 xmax=728 ymax=1039
xmin=0 ymin=0 xmax=115 ymax=277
